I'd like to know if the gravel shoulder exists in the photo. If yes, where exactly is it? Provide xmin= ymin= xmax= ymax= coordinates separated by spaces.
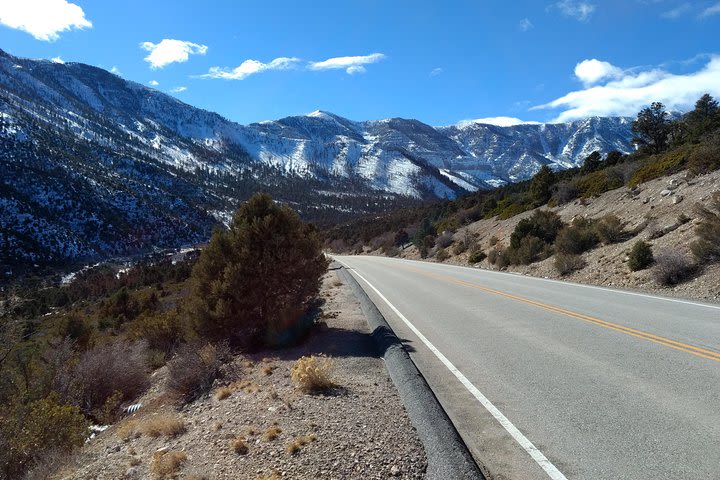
xmin=56 ymin=269 xmax=427 ymax=480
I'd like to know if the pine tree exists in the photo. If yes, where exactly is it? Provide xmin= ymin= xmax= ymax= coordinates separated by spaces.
xmin=528 ymin=165 xmax=555 ymax=206
xmin=632 ymin=102 xmax=671 ymax=154
xmin=187 ymin=193 xmax=328 ymax=346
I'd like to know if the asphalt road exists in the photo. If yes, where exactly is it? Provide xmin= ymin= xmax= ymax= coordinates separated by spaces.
xmin=335 ymin=255 xmax=720 ymax=480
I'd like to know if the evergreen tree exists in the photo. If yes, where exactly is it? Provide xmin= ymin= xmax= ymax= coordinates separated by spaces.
xmin=632 ymin=102 xmax=671 ymax=154
xmin=187 ymin=193 xmax=328 ymax=346
xmin=528 ymin=165 xmax=555 ymax=206
xmin=580 ymin=151 xmax=601 ymax=174
xmin=685 ymin=94 xmax=720 ymax=140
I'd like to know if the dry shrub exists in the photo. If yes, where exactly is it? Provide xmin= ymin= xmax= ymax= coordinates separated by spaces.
xmin=594 ymin=214 xmax=625 ymax=244
xmin=291 ymin=355 xmax=335 ymax=393
xmin=167 ymin=342 xmax=226 ymax=402
xmin=116 ymin=420 xmax=140 ymax=441
xmin=231 ymin=379 xmax=261 ymax=394
xmin=261 ymin=365 xmax=275 ymax=376
xmin=435 ymin=248 xmax=450 ymax=262
xmin=262 ymin=426 xmax=282 ymax=441
xmin=652 ymin=251 xmax=695 ymax=285
xmin=256 ymin=471 xmax=281 ymax=480
xmin=214 ymin=386 xmax=233 ymax=400
xmin=690 ymin=192 xmax=720 ymax=262
xmin=151 ymin=450 xmax=187 ymax=478
xmin=435 ymin=231 xmax=454 ymax=248
xmin=231 ymin=437 xmax=249 ymax=454
xmin=142 ymin=415 xmax=186 ymax=438
xmin=286 ymin=435 xmax=316 ymax=455
xmin=554 ymin=253 xmax=586 ymax=276
xmin=71 ymin=340 xmax=150 ymax=421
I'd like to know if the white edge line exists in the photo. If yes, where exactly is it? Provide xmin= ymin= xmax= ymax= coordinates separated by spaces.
xmin=372 ymin=256 xmax=720 ymax=311
xmin=340 ymin=261 xmax=568 ymax=480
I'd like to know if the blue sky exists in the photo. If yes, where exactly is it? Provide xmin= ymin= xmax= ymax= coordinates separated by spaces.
xmin=1 ymin=0 xmax=719 ymax=126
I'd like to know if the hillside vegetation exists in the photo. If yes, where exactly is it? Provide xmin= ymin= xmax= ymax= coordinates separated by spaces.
xmin=0 ymin=194 xmax=327 ymax=478
xmin=323 ymin=95 xmax=720 ymax=296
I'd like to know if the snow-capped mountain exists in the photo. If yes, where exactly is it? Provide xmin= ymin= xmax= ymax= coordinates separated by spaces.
xmin=0 ymin=49 xmax=635 ymax=269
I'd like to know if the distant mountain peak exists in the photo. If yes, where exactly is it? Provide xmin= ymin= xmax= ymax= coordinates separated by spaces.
xmin=0 ymin=50 xmax=636 ymax=268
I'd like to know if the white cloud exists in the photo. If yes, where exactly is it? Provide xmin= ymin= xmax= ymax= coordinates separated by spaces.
xmin=700 ymin=1 xmax=720 ymax=17
xmin=200 ymin=57 xmax=300 ymax=80
xmin=309 ymin=53 xmax=385 ymax=74
xmin=574 ymin=59 xmax=623 ymax=85
xmin=0 ymin=0 xmax=91 ymax=41
xmin=50 ymin=56 xmax=64 ymax=64
xmin=456 ymin=117 xmax=541 ymax=128
xmin=519 ymin=18 xmax=534 ymax=31
xmin=140 ymin=39 xmax=208 ymax=69
xmin=110 ymin=66 xmax=121 ymax=75
xmin=533 ymin=55 xmax=720 ymax=122
xmin=170 ymin=86 xmax=187 ymax=93
xmin=149 ymin=80 xmax=159 ymax=86
xmin=430 ymin=67 xmax=443 ymax=77
xmin=661 ymin=2 xmax=691 ymax=18
xmin=550 ymin=0 xmax=596 ymax=21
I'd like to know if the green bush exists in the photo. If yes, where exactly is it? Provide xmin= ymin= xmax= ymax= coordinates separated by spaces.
xmin=577 ymin=168 xmax=624 ymax=198
xmin=628 ymin=240 xmax=654 ymax=271
xmin=0 ymin=393 xmax=89 ymax=478
xmin=510 ymin=210 xmax=564 ymax=249
xmin=687 ymin=138 xmax=720 ymax=174
xmin=509 ymin=236 xmax=546 ymax=265
xmin=188 ymin=193 xmax=328 ymax=346
xmin=555 ymin=218 xmax=600 ymax=255
xmin=630 ymin=149 xmax=688 ymax=186
xmin=467 ymin=249 xmax=486 ymax=264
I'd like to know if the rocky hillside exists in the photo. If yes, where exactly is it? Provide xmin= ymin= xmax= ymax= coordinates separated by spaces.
xmin=385 ymin=169 xmax=720 ymax=303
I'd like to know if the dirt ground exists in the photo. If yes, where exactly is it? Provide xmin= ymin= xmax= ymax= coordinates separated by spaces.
xmin=55 ymin=270 xmax=427 ymax=480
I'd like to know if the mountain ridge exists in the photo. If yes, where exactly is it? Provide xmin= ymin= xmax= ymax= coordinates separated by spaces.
xmin=0 ymin=48 xmax=637 ymax=269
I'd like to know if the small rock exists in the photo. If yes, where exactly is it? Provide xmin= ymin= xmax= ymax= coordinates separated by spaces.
xmin=124 ymin=467 xmax=140 ymax=479
xmin=660 ymin=189 xmax=672 ymax=197
xmin=390 ymin=465 xmax=401 ymax=476
xmin=673 ymin=195 xmax=684 ymax=204
xmin=155 ymin=446 xmax=169 ymax=454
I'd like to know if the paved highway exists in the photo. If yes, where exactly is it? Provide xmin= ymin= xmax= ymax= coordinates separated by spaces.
xmin=336 ymin=255 xmax=720 ymax=480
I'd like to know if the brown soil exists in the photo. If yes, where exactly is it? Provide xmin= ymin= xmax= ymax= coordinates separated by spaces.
xmin=56 ymin=271 xmax=427 ymax=480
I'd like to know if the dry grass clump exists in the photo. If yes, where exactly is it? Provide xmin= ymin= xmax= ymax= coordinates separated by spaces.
xmin=142 ymin=415 xmax=187 ymax=438
xmin=286 ymin=435 xmax=316 ymax=455
xmin=256 ymin=471 xmax=281 ymax=480
xmin=117 ymin=420 xmax=140 ymax=441
xmin=262 ymin=426 xmax=282 ymax=441
xmin=214 ymin=386 xmax=233 ymax=400
xmin=231 ymin=436 xmax=249 ymax=455
xmin=150 ymin=450 xmax=186 ymax=478
xmin=291 ymin=355 xmax=335 ymax=393
xmin=261 ymin=365 xmax=275 ymax=376
xmin=231 ymin=379 xmax=261 ymax=394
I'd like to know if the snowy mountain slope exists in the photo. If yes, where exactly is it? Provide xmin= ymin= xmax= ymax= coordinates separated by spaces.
xmin=0 ymin=48 xmax=635 ymax=269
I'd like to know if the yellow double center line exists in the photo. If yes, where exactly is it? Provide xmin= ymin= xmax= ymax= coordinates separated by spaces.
xmin=398 ymin=264 xmax=720 ymax=363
